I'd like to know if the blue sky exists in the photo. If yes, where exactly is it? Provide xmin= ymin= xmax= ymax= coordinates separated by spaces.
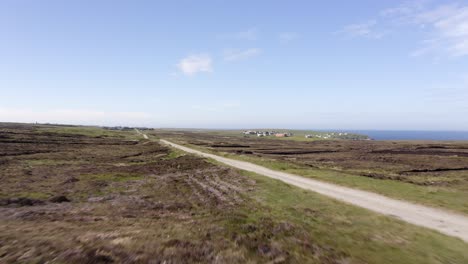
xmin=1 ymin=0 xmax=467 ymax=130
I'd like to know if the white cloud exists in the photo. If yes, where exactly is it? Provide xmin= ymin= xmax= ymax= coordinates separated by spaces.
xmin=177 ymin=54 xmax=213 ymax=76
xmin=0 ymin=108 xmax=153 ymax=126
xmin=279 ymin=32 xmax=299 ymax=43
xmin=223 ymin=48 xmax=261 ymax=62
xmin=383 ymin=1 xmax=468 ymax=57
xmin=339 ymin=20 xmax=385 ymax=39
xmin=219 ymin=28 xmax=258 ymax=40
xmin=431 ymin=6 xmax=468 ymax=56
xmin=380 ymin=0 xmax=428 ymax=19
xmin=340 ymin=1 xmax=468 ymax=58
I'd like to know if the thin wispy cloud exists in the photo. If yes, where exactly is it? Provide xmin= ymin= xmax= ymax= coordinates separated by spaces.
xmin=279 ymin=32 xmax=299 ymax=43
xmin=177 ymin=54 xmax=213 ymax=76
xmin=219 ymin=28 xmax=258 ymax=40
xmin=380 ymin=0 xmax=428 ymax=20
xmin=343 ymin=1 xmax=468 ymax=58
xmin=223 ymin=48 xmax=261 ymax=62
xmin=384 ymin=2 xmax=468 ymax=57
xmin=418 ymin=5 xmax=468 ymax=57
xmin=338 ymin=20 xmax=385 ymax=39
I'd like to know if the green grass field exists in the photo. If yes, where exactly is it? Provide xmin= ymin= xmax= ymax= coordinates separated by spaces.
xmin=239 ymin=170 xmax=468 ymax=263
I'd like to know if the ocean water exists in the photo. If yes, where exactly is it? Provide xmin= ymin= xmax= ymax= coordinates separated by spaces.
xmin=346 ymin=130 xmax=468 ymax=141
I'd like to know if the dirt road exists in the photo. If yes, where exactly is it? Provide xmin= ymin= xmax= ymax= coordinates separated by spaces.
xmin=160 ymin=139 xmax=468 ymax=243
xmin=135 ymin=129 xmax=149 ymax=139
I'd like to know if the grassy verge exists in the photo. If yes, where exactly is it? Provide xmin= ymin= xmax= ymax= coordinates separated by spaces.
xmin=232 ymin=169 xmax=468 ymax=263
xmin=169 ymin=139 xmax=468 ymax=215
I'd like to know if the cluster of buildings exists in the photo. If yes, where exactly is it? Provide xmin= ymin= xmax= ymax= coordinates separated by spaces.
xmin=243 ymin=130 xmax=293 ymax=137
xmin=103 ymin=126 xmax=154 ymax=131
xmin=244 ymin=130 xmax=369 ymax=140
xmin=305 ymin=132 xmax=351 ymax=139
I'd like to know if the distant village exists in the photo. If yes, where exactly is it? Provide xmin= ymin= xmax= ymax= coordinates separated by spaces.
xmin=242 ymin=130 xmax=293 ymax=137
xmin=103 ymin=126 xmax=154 ymax=131
xmin=305 ymin=132 xmax=352 ymax=139
xmin=242 ymin=130 xmax=370 ymax=140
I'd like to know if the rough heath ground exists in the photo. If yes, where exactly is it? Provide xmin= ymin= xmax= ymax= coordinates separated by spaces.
xmin=1 ymin=123 xmax=467 ymax=263
xmin=154 ymin=130 xmax=468 ymax=214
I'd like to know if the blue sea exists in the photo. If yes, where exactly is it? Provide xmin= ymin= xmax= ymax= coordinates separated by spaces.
xmin=345 ymin=130 xmax=468 ymax=141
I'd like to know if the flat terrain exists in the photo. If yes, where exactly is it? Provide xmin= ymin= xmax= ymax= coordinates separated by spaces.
xmin=154 ymin=131 xmax=468 ymax=186
xmin=161 ymin=139 xmax=468 ymax=242
xmin=1 ymin=124 xmax=468 ymax=263
xmin=153 ymin=130 xmax=468 ymax=214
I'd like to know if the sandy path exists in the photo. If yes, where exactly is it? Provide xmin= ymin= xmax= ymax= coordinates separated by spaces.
xmin=160 ymin=139 xmax=468 ymax=243
xmin=135 ymin=129 xmax=149 ymax=139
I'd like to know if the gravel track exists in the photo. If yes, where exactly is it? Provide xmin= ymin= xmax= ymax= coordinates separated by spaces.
xmin=161 ymin=139 xmax=468 ymax=243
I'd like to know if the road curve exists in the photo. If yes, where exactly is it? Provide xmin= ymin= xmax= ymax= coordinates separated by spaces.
xmin=135 ymin=129 xmax=149 ymax=139
xmin=160 ymin=139 xmax=468 ymax=243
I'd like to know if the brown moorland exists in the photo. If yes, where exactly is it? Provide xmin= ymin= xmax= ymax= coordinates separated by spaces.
xmin=154 ymin=130 xmax=468 ymax=188
xmin=1 ymin=124 xmax=468 ymax=263
xmin=0 ymin=123 xmax=347 ymax=263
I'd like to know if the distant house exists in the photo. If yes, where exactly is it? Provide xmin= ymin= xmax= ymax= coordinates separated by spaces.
xmin=275 ymin=133 xmax=288 ymax=137
xmin=305 ymin=135 xmax=312 ymax=138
